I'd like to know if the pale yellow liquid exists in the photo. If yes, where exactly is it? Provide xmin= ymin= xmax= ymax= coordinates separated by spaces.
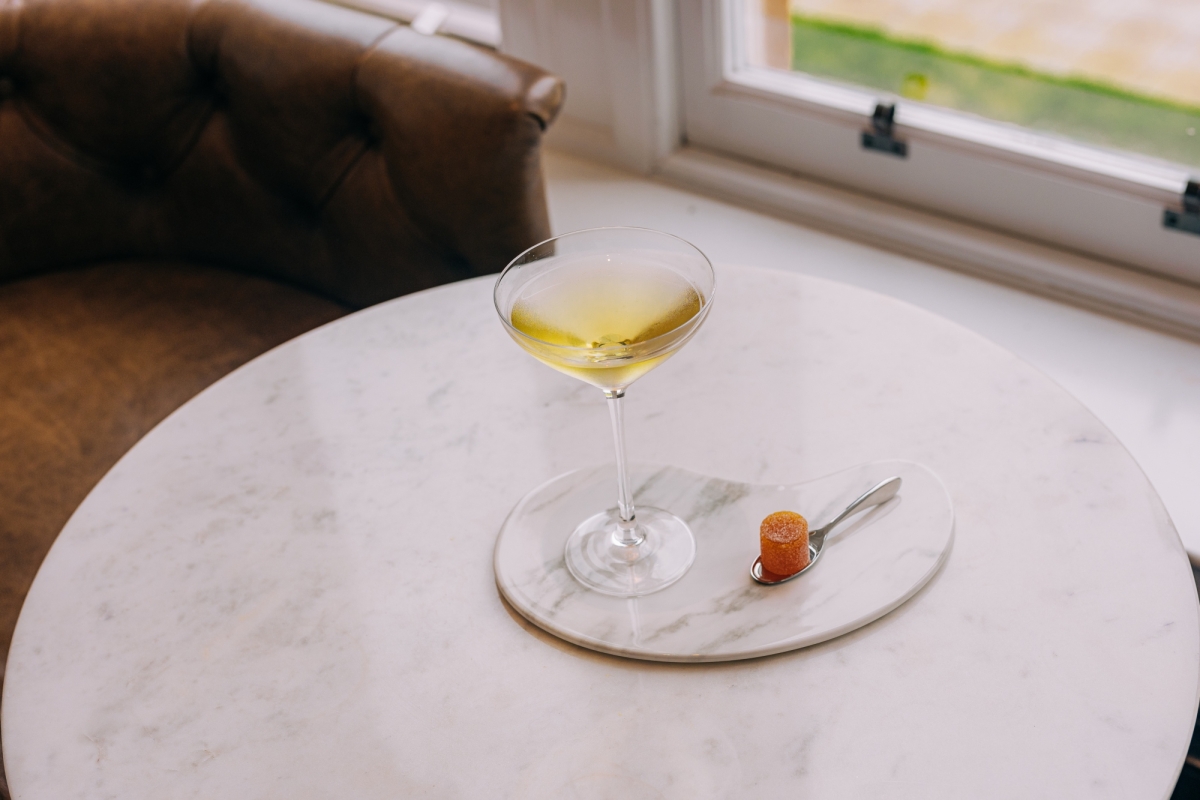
xmin=509 ymin=259 xmax=702 ymax=390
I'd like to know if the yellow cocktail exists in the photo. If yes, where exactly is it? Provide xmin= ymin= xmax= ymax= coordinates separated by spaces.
xmin=495 ymin=227 xmax=715 ymax=597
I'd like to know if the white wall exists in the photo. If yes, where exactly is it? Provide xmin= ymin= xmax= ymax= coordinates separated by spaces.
xmin=499 ymin=0 xmax=678 ymax=172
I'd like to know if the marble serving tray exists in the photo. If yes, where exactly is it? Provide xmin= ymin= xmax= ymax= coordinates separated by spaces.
xmin=494 ymin=460 xmax=954 ymax=662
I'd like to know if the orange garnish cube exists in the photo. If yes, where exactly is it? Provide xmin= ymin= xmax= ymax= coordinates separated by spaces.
xmin=760 ymin=511 xmax=809 ymax=576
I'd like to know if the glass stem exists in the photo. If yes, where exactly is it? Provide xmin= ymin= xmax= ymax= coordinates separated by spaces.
xmin=605 ymin=389 xmax=643 ymax=547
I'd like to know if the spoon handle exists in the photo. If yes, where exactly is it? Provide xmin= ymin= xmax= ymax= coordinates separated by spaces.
xmin=815 ymin=476 xmax=902 ymax=538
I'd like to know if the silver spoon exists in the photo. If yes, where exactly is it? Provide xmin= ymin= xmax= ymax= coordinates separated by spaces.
xmin=750 ymin=476 xmax=902 ymax=585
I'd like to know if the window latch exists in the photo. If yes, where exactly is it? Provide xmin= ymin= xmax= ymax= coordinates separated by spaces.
xmin=861 ymin=103 xmax=907 ymax=158
xmin=1163 ymin=180 xmax=1200 ymax=236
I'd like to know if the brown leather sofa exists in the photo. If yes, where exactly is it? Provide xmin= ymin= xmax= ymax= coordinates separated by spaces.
xmin=0 ymin=0 xmax=561 ymax=789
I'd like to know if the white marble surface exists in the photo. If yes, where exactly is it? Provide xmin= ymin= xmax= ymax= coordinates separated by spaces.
xmin=496 ymin=460 xmax=953 ymax=661
xmin=4 ymin=267 xmax=1198 ymax=798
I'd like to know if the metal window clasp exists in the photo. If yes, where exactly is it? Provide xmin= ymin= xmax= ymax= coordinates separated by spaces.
xmin=861 ymin=103 xmax=907 ymax=158
xmin=1163 ymin=180 xmax=1200 ymax=237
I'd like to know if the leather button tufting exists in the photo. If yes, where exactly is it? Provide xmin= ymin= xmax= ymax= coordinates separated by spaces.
xmin=0 ymin=77 xmax=14 ymax=99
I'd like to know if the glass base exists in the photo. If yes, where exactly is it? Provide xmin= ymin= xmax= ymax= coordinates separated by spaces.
xmin=564 ymin=506 xmax=696 ymax=597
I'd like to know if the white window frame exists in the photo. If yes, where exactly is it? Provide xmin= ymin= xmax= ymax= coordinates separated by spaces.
xmin=678 ymin=0 xmax=1199 ymax=283
xmin=500 ymin=0 xmax=1200 ymax=338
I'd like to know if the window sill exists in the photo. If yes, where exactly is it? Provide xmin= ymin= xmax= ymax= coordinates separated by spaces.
xmin=656 ymin=145 xmax=1200 ymax=343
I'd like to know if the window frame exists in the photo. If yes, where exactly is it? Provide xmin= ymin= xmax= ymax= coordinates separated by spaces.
xmin=678 ymin=0 xmax=1200 ymax=285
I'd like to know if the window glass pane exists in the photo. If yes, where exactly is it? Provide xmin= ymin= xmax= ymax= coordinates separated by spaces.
xmin=743 ymin=0 xmax=1200 ymax=169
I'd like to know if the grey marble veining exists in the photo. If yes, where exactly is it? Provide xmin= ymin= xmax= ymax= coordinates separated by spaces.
xmin=495 ymin=460 xmax=953 ymax=661
xmin=2 ymin=266 xmax=1197 ymax=799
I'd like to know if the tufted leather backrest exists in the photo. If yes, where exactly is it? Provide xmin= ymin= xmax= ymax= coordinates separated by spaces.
xmin=0 ymin=0 xmax=563 ymax=307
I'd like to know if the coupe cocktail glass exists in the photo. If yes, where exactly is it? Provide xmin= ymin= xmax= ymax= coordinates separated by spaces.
xmin=494 ymin=227 xmax=715 ymax=596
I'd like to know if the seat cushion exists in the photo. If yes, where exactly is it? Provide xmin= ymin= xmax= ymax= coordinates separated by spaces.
xmin=0 ymin=260 xmax=347 ymax=678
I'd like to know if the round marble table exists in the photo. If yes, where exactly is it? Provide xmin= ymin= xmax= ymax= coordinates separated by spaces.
xmin=5 ymin=266 xmax=1197 ymax=798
